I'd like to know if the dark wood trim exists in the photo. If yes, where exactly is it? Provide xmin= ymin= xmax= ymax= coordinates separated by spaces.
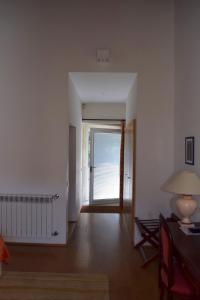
xmin=168 ymin=221 xmax=200 ymax=290
xmin=120 ymin=120 xmax=125 ymax=209
xmin=81 ymin=205 xmax=121 ymax=213
xmin=6 ymin=242 xmax=66 ymax=247
xmin=82 ymin=118 xmax=125 ymax=121
xmin=123 ymin=119 xmax=136 ymax=242
xmin=132 ymin=119 xmax=137 ymax=234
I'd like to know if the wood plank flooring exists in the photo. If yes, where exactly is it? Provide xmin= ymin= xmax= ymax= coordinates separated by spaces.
xmin=4 ymin=213 xmax=159 ymax=300
xmin=0 ymin=272 xmax=109 ymax=300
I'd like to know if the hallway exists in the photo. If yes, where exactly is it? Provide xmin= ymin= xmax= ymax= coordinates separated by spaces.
xmin=5 ymin=213 xmax=158 ymax=300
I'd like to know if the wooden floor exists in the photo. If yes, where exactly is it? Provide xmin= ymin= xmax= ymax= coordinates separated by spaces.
xmin=4 ymin=213 xmax=159 ymax=300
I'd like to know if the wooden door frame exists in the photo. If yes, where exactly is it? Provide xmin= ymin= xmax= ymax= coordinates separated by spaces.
xmin=119 ymin=120 xmax=125 ymax=210
xmin=131 ymin=119 xmax=136 ymax=242
xmin=123 ymin=119 xmax=136 ymax=242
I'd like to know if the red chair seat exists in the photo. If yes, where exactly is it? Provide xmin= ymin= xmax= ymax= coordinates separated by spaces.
xmin=161 ymin=262 xmax=195 ymax=296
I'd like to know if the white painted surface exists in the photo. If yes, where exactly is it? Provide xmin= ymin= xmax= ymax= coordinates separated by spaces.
xmin=126 ymin=76 xmax=138 ymax=124
xmin=0 ymin=0 xmax=175 ymax=243
xmin=175 ymin=0 xmax=200 ymax=221
xmin=68 ymin=77 xmax=82 ymax=222
xmin=0 ymin=197 xmax=55 ymax=242
xmin=70 ymin=72 xmax=135 ymax=103
xmin=82 ymin=103 xmax=126 ymax=120
xmin=0 ymin=1 xmax=69 ymax=244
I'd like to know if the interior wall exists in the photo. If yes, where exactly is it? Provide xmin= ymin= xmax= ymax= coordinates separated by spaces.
xmin=68 ymin=76 xmax=82 ymax=221
xmin=175 ymin=0 xmax=200 ymax=220
xmin=0 ymin=0 xmax=175 ymax=243
xmin=82 ymin=103 xmax=126 ymax=120
xmin=0 ymin=1 xmax=69 ymax=244
xmin=126 ymin=77 xmax=138 ymax=124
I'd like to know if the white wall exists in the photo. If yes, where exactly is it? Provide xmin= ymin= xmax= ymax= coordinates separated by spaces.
xmin=82 ymin=103 xmax=126 ymax=120
xmin=175 ymin=0 xmax=200 ymax=219
xmin=0 ymin=1 xmax=69 ymax=244
xmin=126 ymin=77 xmax=138 ymax=124
xmin=0 ymin=0 xmax=175 ymax=243
xmin=68 ymin=76 xmax=82 ymax=221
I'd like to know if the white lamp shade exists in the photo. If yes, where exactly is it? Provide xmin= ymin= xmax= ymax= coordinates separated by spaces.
xmin=162 ymin=170 xmax=200 ymax=195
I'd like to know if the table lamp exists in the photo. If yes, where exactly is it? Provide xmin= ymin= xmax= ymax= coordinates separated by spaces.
xmin=162 ymin=170 xmax=200 ymax=224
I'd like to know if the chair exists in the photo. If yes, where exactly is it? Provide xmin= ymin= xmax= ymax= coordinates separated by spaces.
xmin=159 ymin=214 xmax=197 ymax=300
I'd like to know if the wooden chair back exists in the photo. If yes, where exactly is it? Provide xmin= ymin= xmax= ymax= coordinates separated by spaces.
xmin=159 ymin=214 xmax=174 ymax=288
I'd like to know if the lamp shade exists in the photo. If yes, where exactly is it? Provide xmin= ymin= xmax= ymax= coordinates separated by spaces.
xmin=162 ymin=170 xmax=200 ymax=195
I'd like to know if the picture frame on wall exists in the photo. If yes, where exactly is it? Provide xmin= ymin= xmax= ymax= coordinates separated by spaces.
xmin=185 ymin=136 xmax=194 ymax=165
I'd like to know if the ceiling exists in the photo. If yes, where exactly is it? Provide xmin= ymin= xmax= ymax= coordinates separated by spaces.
xmin=69 ymin=72 xmax=136 ymax=103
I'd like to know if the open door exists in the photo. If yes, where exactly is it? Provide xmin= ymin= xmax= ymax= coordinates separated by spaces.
xmin=89 ymin=128 xmax=121 ymax=205
xmin=123 ymin=119 xmax=136 ymax=242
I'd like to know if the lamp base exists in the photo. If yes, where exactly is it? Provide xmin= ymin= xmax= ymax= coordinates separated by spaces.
xmin=176 ymin=195 xmax=197 ymax=225
xmin=181 ymin=217 xmax=193 ymax=225
xmin=178 ymin=220 xmax=195 ymax=228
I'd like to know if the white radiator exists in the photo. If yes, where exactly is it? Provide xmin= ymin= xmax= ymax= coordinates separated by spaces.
xmin=0 ymin=194 xmax=59 ymax=240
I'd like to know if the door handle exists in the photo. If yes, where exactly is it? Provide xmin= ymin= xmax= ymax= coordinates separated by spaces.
xmin=90 ymin=166 xmax=96 ymax=172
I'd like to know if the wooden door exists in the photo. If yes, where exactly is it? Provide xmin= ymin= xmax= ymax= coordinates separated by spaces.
xmin=123 ymin=119 xmax=136 ymax=242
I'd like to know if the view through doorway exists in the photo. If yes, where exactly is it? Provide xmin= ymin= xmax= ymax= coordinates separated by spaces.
xmin=89 ymin=127 xmax=121 ymax=205
xmin=82 ymin=122 xmax=122 ymax=207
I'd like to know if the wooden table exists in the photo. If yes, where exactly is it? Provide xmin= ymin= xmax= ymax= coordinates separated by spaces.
xmin=168 ymin=222 xmax=200 ymax=289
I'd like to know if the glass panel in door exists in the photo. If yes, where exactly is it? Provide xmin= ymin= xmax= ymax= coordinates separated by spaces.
xmin=89 ymin=128 xmax=121 ymax=204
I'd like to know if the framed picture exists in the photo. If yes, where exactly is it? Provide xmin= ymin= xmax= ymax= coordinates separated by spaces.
xmin=185 ymin=136 xmax=194 ymax=165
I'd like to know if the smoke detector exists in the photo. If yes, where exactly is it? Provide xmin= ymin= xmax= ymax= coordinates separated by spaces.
xmin=96 ymin=48 xmax=110 ymax=63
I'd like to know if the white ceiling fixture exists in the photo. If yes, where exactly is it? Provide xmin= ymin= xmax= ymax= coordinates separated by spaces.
xmin=69 ymin=72 xmax=136 ymax=103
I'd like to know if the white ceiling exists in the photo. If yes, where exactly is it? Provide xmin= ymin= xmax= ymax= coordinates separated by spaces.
xmin=69 ymin=72 xmax=136 ymax=103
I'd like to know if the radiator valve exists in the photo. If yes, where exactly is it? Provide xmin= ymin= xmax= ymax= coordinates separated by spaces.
xmin=52 ymin=231 xmax=59 ymax=236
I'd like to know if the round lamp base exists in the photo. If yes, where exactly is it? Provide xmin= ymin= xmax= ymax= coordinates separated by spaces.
xmin=176 ymin=195 xmax=197 ymax=224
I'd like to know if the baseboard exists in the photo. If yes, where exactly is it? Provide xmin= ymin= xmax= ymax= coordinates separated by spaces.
xmin=81 ymin=205 xmax=121 ymax=213
xmin=6 ymin=242 xmax=67 ymax=247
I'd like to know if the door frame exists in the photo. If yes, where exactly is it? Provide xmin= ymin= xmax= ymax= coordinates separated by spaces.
xmin=89 ymin=128 xmax=121 ymax=205
xmin=123 ymin=119 xmax=136 ymax=242
xmin=68 ymin=125 xmax=77 ymax=221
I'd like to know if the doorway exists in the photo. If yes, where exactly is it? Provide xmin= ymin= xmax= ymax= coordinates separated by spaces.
xmin=81 ymin=121 xmax=123 ymax=211
xmin=89 ymin=128 xmax=121 ymax=205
